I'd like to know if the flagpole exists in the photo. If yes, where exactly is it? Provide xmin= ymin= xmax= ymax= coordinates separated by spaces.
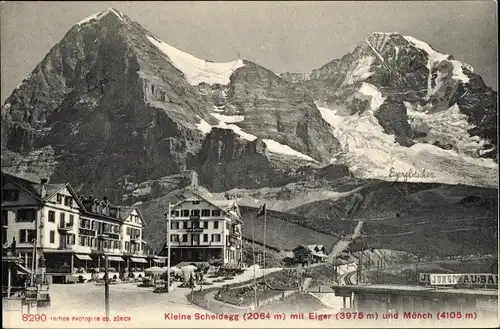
xmin=252 ymin=216 xmax=257 ymax=307
xmin=263 ymin=210 xmax=266 ymax=282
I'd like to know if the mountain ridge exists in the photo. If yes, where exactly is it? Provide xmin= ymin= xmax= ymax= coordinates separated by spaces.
xmin=1 ymin=8 xmax=497 ymax=202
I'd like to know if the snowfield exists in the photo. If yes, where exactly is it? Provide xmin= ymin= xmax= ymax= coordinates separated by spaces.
xmin=355 ymin=83 xmax=386 ymax=110
xmin=404 ymin=102 xmax=492 ymax=157
xmin=147 ymin=36 xmax=245 ymax=86
xmin=403 ymin=35 xmax=470 ymax=99
xmin=316 ymin=102 xmax=498 ymax=187
xmin=195 ymin=115 xmax=318 ymax=162
xmin=343 ymin=56 xmax=375 ymax=85
xmin=211 ymin=113 xmax=245 ymax=123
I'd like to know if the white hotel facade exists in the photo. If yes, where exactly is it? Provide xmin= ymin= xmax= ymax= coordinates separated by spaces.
xmin=168 ymin=194 xmax=243 ymax=265
xmin=1 ymin=172 xmax=157 ymax=283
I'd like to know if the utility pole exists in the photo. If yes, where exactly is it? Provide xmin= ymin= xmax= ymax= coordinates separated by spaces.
xmin=252 ymin=216 xmax=257 ymax=307
xmin=166 ymin=203 xmax=172 ymax=292
xmin=104 ymin=254 xmax=109 ymax=318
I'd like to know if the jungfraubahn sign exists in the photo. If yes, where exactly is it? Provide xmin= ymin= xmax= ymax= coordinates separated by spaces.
xmin=419 ymin=273 xmax=498 ymax=286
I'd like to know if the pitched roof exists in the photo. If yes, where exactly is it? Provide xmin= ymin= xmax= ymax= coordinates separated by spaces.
xmin=39 ymin=183 xmax=67 ymax=201
xmin=1 ymin=172 xmax=41 ymax=200
xmin=118 ymin=206 xmax=135 ymax=220
xmin=1 ymin=172 xmax=86 ymax=209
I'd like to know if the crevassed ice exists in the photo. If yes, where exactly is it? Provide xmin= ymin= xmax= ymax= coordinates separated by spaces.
xmin=146 ymin=36 xmax=245 ymax=86
xmin=316 ymin=102 xmax=497 ymax=187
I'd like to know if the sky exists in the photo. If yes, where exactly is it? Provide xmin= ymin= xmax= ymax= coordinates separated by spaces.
xmin=1 ymin=1 xmax=497 ymax=103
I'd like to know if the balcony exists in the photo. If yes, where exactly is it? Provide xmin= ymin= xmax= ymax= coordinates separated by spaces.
xmin=58 ymin=224 xmax=74 ymax=233
xmin=78 ymin=228 xmax=96 ymax=236
xmin=131 ymin=237 xmax=142 ymax=244
xmin=106 ymin=232 xmax=121 ymax=240
xmin=229 ymin=231 xmax=241 ymax=238
xmin=97 ymin=232 xmax=109 ymax=239
xmin=186 ymin=227 xmax=203 ymax=233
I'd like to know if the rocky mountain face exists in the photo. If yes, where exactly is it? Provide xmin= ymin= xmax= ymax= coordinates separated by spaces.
xmin=1 ymin=8 xmax=346 ymax=199
xmin=1 ymin=9 xmax=497 ymax=208
xmin=280 ymin=32 xmax=497 ymax=157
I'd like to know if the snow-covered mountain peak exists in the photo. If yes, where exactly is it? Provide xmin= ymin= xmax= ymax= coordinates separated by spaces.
xmin=78 ymin=8 xmax=127 ymax=26
xmin=146 ymin=35 xmax=245 ymax=86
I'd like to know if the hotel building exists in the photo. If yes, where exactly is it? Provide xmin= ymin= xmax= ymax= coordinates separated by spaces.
xmin=168 ymin=193 xmax=243 ymax=265
xmin=1 ymin=172 xmax=156 ymax=283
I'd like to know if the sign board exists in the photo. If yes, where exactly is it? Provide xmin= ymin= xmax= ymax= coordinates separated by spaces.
xmin=476 ymin=298 xmax=498 ymax=311
xmin=189 ymin=215 xmax=200 ymax=221
xmin=428 ymin=273 xmax=498 ymax=286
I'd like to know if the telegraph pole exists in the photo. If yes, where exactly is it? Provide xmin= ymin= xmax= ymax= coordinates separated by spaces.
xmin=252 ymin=217 xmax=257 ymax=307
xmin=166 ymin=203 xmax=172 ymax=292
xmin=104 ymin=254 xmax=109 ymax=318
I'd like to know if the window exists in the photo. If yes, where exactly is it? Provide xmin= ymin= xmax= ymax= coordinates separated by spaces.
xmin=203 ymin=234 xmax=208 ymax=242
xmin=56 ymin=194 xmax=62 ymax=204
xmin=170 ymin=234 xmax=179 ymax=242
xmin=17 ymin=209 xmax=36 ymax=222
xmin=181 ymin=210 xmax=190 ymax=217
xmin=211 ymin=234 xmax=221 ymax=242
xmin=125 ymin=241 xmax=130 ymax=252
xmin=203 ymin=221 xmax=208 ymax=229
xmin=69 ymin=215 xmax=74 ymax=226
xmin=80 ymin=236 xmax=85 ymax=246
xmin=182 ymin=234 xmax=188 ymax=242
xmin=66 ymin=234 xmax=75 ymax=245
xmin=19 ymin=229 xmax=36 ymax=243
xmin=2 ymin=189 xmax=19 ymax=202
xmin=212 ymin=210 xmax=221 ymax=217
xmin=226 ymin=222 xmax=230 ymax=230
xmin=1 ymin=210 xmax=7 ymax=226
xmin=50 ymin=231 xmax=55 ymax=243
xmin=90 ymin=238 xmax=95 ymax=248
xmin=192 ymin=201 xmax=200 ymax=205
xmin=170 ymin=210 xmax=179 ymax=217
xmin=213 ymin=221 xmax=219 ymax=229
xmin=183 ymin=221 xmax=189 ymax=229
xmin=201 ymin=209 xmax=210 ymax=216
xmin=48 ymin=211 xmax=55 ymax=222
xmin=191 ymin=209 xmax=200 ymax=216
xmin=192 ymin=234 xmax=199 ymax=242
xmin=64 ymin=196 xmax=72 ymax=206
xmin=60 ymin=213 xmax=65 ymax=225
xmin=127 ymin=227 xmax=131 ymax=235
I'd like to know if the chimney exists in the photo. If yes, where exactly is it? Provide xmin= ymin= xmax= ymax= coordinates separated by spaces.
xmin=40 ymin=178 xmax=48 ymax=198
xmin=190 ymin=171 xmax=199 ymax=187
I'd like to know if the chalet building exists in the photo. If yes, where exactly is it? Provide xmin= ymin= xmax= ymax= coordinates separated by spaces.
xmin=1 ymin=172 xmax=148 ymax=283
xmin=293 ymin=244 xmax=328 ymax=265
xmin=168 ymin=194 xmax=243 ymax=265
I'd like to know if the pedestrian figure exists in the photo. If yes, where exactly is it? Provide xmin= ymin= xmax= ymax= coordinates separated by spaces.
xmin=10 ymin=237 xmax=16 ymax=256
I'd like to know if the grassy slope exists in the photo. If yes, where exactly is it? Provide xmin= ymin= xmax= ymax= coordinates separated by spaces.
xmin=286 ymin=181 xmax=498 ymax=257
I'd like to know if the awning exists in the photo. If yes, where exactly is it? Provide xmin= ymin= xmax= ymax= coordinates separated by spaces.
xmin=106 ymin=256 xmax=124 ymax=262
xmin=17 ymin=263 xmax=32 ymax=275
xmin=153 ymin=257 xmax=166 ymax=263
xmin=75 ymin=254 xmax=92 ymax=261
xmin=130 ymin=257 xmax=148 ymax=264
